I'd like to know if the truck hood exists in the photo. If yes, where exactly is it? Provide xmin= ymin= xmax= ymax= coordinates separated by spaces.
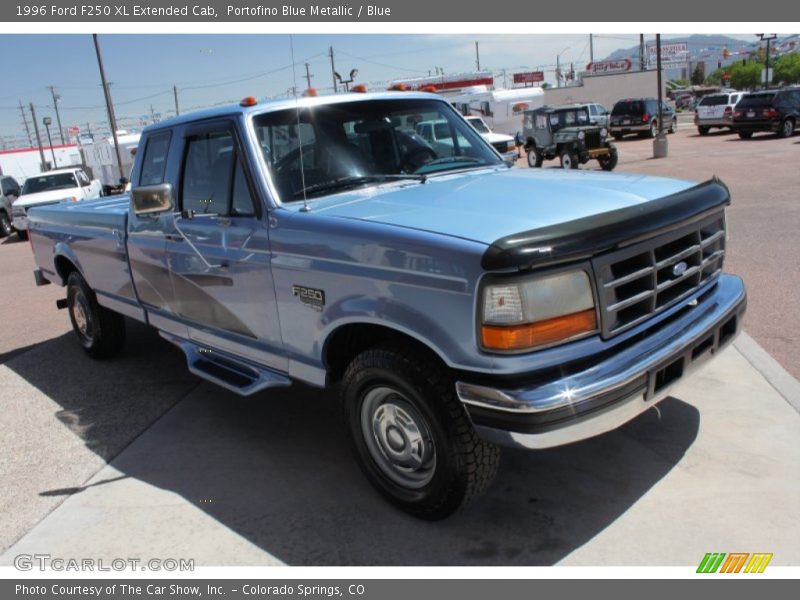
xmin=299 ymin=167 xmax=697 ymax=246
xmin=15 ymin=188 xmax=82 ymax=207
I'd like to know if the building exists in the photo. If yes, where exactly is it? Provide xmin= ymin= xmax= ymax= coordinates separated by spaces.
xmin=0 ymin=144 xmax=82 ymax=183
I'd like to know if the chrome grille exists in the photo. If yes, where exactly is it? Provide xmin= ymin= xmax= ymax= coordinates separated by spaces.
xmin=492 ymin=141 xmax=509 ymax=153
xmin=593 ymin=212 xmax=726 ymax=337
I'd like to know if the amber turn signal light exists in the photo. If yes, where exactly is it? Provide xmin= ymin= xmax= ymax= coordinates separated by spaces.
xmin=481 ymin=309 xmax=597 ymax=351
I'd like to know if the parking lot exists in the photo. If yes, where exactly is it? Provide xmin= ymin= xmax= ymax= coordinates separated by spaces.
xmin=1 ymin=123 xmax=798 ymax=566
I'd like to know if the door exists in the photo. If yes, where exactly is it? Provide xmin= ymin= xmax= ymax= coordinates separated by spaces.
xmin=163 ymin=121 xmax=284 ymax=369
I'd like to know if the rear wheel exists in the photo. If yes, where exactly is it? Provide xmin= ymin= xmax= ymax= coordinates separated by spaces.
xmin=559 ymin=149 xmax=579 ymax=169
xmin=341 ymin=345 xmax=499 ymax=519
xmin=738 ymin=131 xmax=753 ymax=139
xmin=0 ymin=212 xmax=12 ymax=238
xmin=698 ymin=126 xmax=710 ymax=135
xmin=16 ymin=229 xmax=28 ymax=241
xmin=66 ymin=271 xmax=126 ymax=359
xmin=526 ymin=146 xmax=544 ymax=168
xmin=598 ymin=148 xmax=618 ymax=171
xmin=778 ymin=118 xmax=795 ymax=138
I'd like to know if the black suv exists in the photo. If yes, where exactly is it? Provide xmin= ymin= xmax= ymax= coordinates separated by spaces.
xmin=609 ymin=98 xmax=677 ymax=139
xmin=732 ymin=88 xmax=800 ymax=139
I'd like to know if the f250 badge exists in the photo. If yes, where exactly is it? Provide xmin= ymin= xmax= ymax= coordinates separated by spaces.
xmin=292 ymin=285 xmax=325 ymax=311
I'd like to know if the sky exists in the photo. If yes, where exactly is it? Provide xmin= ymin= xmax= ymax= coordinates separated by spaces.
xmin=0 ymin=33 xmax=758 ymax=145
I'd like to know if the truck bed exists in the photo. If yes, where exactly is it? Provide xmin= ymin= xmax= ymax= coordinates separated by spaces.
xmin=29 ymin=195 xmax=142 ymax=318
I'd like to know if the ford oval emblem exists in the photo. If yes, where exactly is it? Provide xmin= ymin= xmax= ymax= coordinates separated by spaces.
xmin=672 ymin=261 xmax=688 ymax=277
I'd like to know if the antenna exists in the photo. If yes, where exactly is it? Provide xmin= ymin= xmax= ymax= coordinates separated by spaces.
xmin=289 ymin=35 xmax=310 ymax=213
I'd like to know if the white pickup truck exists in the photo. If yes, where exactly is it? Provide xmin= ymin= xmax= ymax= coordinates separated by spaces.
xmin=11 ymin=167 xmax=102 ymax=239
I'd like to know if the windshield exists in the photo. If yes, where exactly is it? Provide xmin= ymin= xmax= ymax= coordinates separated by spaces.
xmin=549 ymin=108 xmax=590 ymax=131
xmin=21 ymin=172 xmax=78 ymax=195
xmin=251 ymin=98 xmax=502 ymax=202
xmin=737 ymin=94 xmax=775 ymax=108
xmin=466 ymin=117 xmax=490 ymax=134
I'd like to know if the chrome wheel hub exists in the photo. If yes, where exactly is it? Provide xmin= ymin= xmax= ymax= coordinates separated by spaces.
xmin=72 ymin=291 xmax=93 ymax=343
xmin=361 ymin=386 xmax=436 ymax=489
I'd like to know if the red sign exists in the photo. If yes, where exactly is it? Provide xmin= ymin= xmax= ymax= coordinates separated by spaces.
xmin=67 ymin=126 xmax=80 ymax=135
xmin=585 ymin=59 xmax=632 ymax=74
xmin=513 ymin=71 xmax=544 ymax=84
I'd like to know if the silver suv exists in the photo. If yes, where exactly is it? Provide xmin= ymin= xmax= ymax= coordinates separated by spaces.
xmin=695 ymin=91 xmax=745 ymax=135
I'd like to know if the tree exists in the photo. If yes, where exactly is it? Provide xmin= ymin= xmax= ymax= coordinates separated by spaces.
xmin=729 ymin=61 xmax=764 ymax=90
xmin=773 ymin=53 xmax=800 ymax=85
xmin=691 ymin=64 xmax=705 ymax=85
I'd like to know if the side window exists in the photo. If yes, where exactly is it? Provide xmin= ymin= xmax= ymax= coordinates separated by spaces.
xmin=139 ymin=131 xmax=171 ymax=186
xmin=76 ymin=170 xmax=90 ymax=186
xmin=589 ymin=105 xmax=598 ymax=116
xmin=181 ymin=130 xmax=234 ymax=216
xmin=231 ymin=159 xmax=256 ymax=216
xmin=597 ymin=105 xmax=608 ymax=115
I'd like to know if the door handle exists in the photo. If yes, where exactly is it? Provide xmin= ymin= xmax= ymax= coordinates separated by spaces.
xmin=165 ymin=233 xmax=184 ymax=242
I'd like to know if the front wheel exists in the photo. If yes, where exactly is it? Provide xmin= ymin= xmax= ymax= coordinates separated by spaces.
xmin=738 ymin=131 xmax=753 ymax=139
xmin=526 ymin=146 xmax=544 ymax=168
xmin=559 ymin=149 xmax=579 ymax=169
xmin=0 ymin=212 xmax=12 ymax=238
xmin=66 ymin=271 xmax=126 ymax=359
xmin=698 ymin=126 xmax=710 ymax=135
xmin=16 ymin=229 xmax=28 ymax=241
xmin=341 ymin=345 xmax=500 ymax=520
xmin=598 ymin=148 xmax=618 ymax=171
xmin=669 ymin=118 xmax=677 ymax=134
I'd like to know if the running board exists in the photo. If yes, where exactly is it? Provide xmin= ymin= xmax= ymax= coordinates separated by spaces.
xmin=161 ymin=333 xmax=291 ymax=396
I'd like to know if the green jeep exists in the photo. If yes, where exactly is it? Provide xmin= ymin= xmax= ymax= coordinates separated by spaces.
xmin=523 ymin=105 xmax=618 ymax=170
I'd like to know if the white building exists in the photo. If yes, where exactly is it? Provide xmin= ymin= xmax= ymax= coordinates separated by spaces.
xmin=0 ymin=144 xmax=82 ymax=184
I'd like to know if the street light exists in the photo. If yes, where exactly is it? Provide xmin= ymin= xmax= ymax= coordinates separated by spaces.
xmin=43 ymin=116 xmax=57 ymax=169
xmin=757 ymin=34 xmax=777 ymax=89
xmin=334 ymin=68 xmax=359 ymax=91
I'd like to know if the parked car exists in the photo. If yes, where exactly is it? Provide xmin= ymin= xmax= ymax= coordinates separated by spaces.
xmin=609 ymin=98 xmax=677 ymax=139
xmin=572 ymin=102 xmax=611 ymax=128
xmin=27 ymin=92 xmax=745 ymax=519
xmin=11 ymin=167 xmax=102 ymax=239
xmin=695 ymin=91 xmax=745 ymax=135
xmin=732 ymin=88 xmax=800 ymax=139
xmin=0 ymin=175 xmax=21 ymax=238
xmin=464 ymin=115 xmax=518 ymax=160
xmin=522 ymin=104 xmax=618 ymax=170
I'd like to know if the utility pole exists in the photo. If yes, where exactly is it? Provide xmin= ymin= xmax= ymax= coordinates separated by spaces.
xmin=29 ymin=103 xmax=46 ymax=171
xmin=86 ymin=122 xmax=93 ymax=136
xmin=329 ymin=46 xmax=338 ymax=93
xmin=304 ymin=63 xmax=314 ymax=90
xmin=93 ymin=34 xmax=125 ymax=180
xmin=589 ymin=34 xmax=594 ymax=64
xmin=18 ymin=100 xmax=33 ymax=147
xmin=502 ymin=68 xmax=507 ymax=88
xmin=475 ymin=41 xmax=481 ymax=71
xmin=639 ymin=34 xmax=645 ymax=70
xmin=556 ymin=54 xmax=561 ymax=87
xmin=173 ymin=85 xmax=180 ymax=116
xmin=653 ymin=34 xmax=668 ymax=159
xmin=48 ymin=86 xmax=65 ymax=144
xmin=150 ymin=104 xmax=156 ymax=124
xmin=758 ymin=34 xmax=777 ymax=89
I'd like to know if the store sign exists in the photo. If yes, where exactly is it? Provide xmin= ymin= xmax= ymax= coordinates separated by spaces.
xmin=647 ymin=43 xmax=689 ymax=66
xmin=585 ymin=59 xmax=632 ymax=74
xmin=513 ymin=71 xmax=544 ymax=84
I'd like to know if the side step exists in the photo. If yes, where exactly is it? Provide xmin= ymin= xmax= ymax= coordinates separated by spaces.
xmin=161 ymin=333 xmax=291 ymax=396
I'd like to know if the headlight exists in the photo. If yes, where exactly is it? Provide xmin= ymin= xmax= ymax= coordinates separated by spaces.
xmin=577 ymin=131 xmax=586 ymax=140
xmin=481 ymin=270 xmax=597 ymax=351
xmin=600 ymin=128 xmax=608 ymax=138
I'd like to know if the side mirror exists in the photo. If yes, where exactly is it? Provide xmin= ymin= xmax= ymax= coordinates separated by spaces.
xmin=131 ymin=183 xmax=173 ymax=216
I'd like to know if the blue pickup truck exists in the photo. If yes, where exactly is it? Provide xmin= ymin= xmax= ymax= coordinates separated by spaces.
xmin=28 ymin=91 xmax=746 ymax=519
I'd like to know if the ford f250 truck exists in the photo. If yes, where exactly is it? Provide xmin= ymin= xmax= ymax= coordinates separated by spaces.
xmin=28 ymin=92 xmax=746 ymax=519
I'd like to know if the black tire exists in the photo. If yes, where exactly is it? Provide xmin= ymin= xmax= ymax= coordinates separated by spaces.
xmin=16 ymin=229 xmax=28 ymax=241
xmin=648 ymin=120 xmax=658 ymax=138
xmin=66 ymin=271 xmax=126 ymax=359
xmin=559 ymin=149 xmax=579 ymax=169
xmin=778 ymin=118 xmax=795 ymax=138
xmin=738 ymin=131 xmax=753 ymax=139
xmin=698 ymin=126 xmax=710 ymax=136
xmin=341 ymin=345 xmax=500 ymax=520
xmin=669 ymin=118 xmax=677 ymax=134
xmin=0 ymin=212 xmax=12 ymax=238
xmin=598 ymin=148 xmax=618 ymax=171
xmin=526 ymin=146 xmax=543 ymax=168
xmin=612 ymin=133 xmax=624 ymax=141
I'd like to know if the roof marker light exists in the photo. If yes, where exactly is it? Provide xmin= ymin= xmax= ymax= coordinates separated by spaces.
xmin=240 ymin=96 xmax=258 ymax=107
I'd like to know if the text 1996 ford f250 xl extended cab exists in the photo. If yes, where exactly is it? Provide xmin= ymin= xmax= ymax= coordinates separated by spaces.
xmin=28 ymin=92 xmax=746 ymax=519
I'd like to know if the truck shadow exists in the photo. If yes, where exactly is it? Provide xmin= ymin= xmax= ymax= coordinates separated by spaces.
xmin=7 ymin=321 xmax=700 ymax=565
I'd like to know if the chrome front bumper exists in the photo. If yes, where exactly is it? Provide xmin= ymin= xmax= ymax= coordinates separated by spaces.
xmin=457 ymin=274 xmax=746 ymax=449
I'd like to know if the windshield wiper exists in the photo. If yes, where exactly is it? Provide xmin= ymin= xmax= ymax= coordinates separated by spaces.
xmin=297 ymin=174 xmax=426 ymax=198
xmin=422 ymin=156 xmax=485 ymax=168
